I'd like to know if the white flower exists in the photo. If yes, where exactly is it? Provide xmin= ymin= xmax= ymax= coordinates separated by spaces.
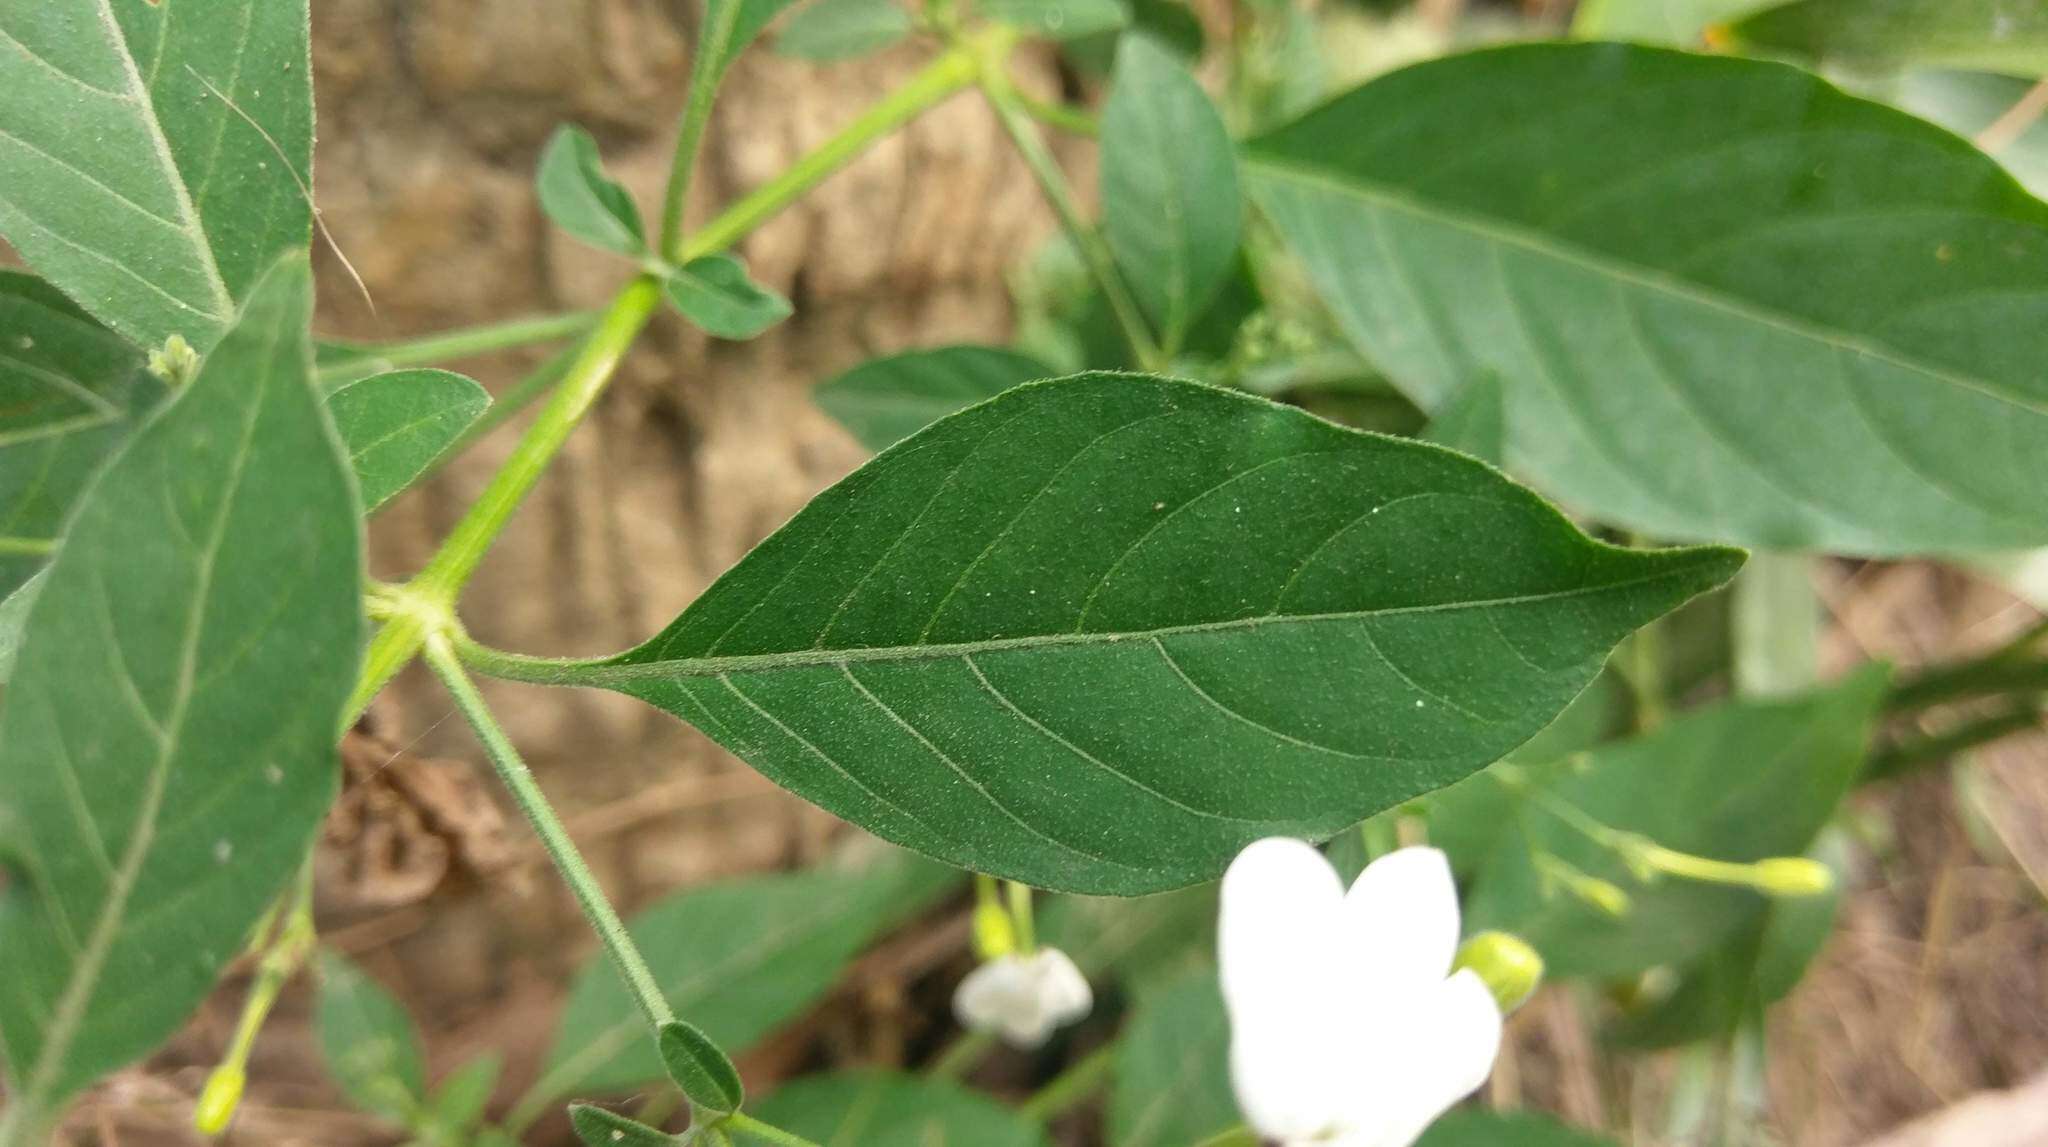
xmin=953 ymin=947 xmax=1093 ymax=1048
xmin=1219 ymin=839 xmax=1503 ymax=1147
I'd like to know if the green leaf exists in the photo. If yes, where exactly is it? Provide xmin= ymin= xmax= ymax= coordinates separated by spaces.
xmin=1416 ymin=1110 xmax=1619 ymax=1147
xmin=1247 ymin=43 xmax=2048 ymax=556
xmin=0 ymin=254 xmax=361 ymax=1122
xmin=1036 ymin=883 xmax=1215 ymax=992
xmin=814 ymin=346 xmax=1054 ymax=451
xmin=536 ymin=854 xmax=958 ymax=1099
xmin=657 ymin=1020 xmax=744 ymax=1115
xmin=776 ymin=0 xmax=913 ymax=61
xmin=316 ymin=950 xmax=428 ymax=1125
xmin=324 ymin=369 xmax=491 ymax=513
xmin=569 ymin=1105 xmax=682 ymax=1146
xmin=1461 ymin=667 xmax=1886 ymax=978
xmin=427 ymin=1053 xmax=502 ymax=1132
xmin=537 ymin=125 xmax=647 ymax=257
xmin=1422 ymin=372 xmax=1504 ymax=466
xmin=664 ymin=255 xmax=793 ymax=341
xmin=1101 ymin=35 xmax=1242 ymax=348
xmin=489 ymin=373 xmax=1739 ymax=895
xmin=0 ymin=0 xmax=313 ymax=351
xmin=0 ymin=570 xmax=46 ymax=684
xmin=979 ymin=0 xmax=1130 ymax=41
xmin=1734 ymin=0 xmax=2048 ymax=76
xmin=1896 ymin=70 xmax=2048 ymax=197
xmin=1570 ymin=0 xmax=1776 ymax=44
xmin=752 ymin=1071 xmax=1051 ymax=1146
xmin=0 ymin=272 xmax=166 ymax=598
xmin=699 ymin=0 xmax=806 ymax=93
xmin=1108 ymin=967 xmax=1235 ymax=1147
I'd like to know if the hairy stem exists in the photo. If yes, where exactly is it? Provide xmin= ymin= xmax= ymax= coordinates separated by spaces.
xmin=659 ymin=0 xmax=746 ymax=262
xmin=315 ymin=310 xmax=596 ymax=386
xmin=971 ymin=38 xmax=1163 ymax=370
xmin=424 ymin=637 xmax=675 ymax=1035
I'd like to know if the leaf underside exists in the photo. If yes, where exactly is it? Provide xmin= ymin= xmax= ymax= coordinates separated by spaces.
xmin=1249 ymin=42 xmax=2048 ymax=556
xmin=539 ymin=373 xmax=1739 ymax=894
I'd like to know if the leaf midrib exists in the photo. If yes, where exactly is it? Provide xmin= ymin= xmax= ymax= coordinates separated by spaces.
xmin=1244 ymin=153 xmax=2048 ymax=419
xmin=483 ymin=561 xmax=1721 ymax=686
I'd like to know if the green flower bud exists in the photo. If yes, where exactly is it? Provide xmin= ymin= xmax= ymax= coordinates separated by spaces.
xmin=1749 ymin=856 xmax=1833 ymax=898
xmin=193 ymin=1065 xmax=245 ymax=1136
xmin=1453 ymin=930 xmax=1545 ymax=1014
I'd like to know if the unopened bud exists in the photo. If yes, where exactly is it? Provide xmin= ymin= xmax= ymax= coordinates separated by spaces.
xmin=148 ymin=334 xmax=200 ymax=387
xmin=1453 ymin=931 xmax=1545 ymax=1013
xmin=973 ymin=899 xmax=1017 ymax=960
xmin=1749 ymin=857 xmax=1833 ymax=898
xmin=193 ymin=1065 xmax=245 ymax=1136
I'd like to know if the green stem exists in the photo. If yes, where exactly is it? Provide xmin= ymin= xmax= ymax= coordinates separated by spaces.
xmin=316 ymin=311 xmax=596 ymax=385
xmin=677 ymin=47 xmax=980 ymax=262
xmin=1016 ymin=91 xmax=1099 ymax=137
xmin=1190 ymin=1127 xmax=1260 ymax=1147
xmin=0 ymin=536 xmax=56 ymax=557
xmin=972 ymin=41 xmax=1163 ymax=370
xmin=440 ymin=339 xmax=586 ymax=457
xmin=721 ymin=1111 xmax=823 ymax=1147
xmin=422 ymin=637 xmax=675 ymax=1035
xmin=1005 ymin=880 xmax=1036 ymax=952
xmin=927 ymin=1029 xmax=996 ymax=1079
xmin=659 ymin=0 xmax=747 ymax=263
xmin=1017 ymin=1042 xmax=1117 ymax=1123
xmin=1866 ymin=701 xmax=2045 ymax=781
xmin=1886 ymin=616 xmax=2048 ymax=711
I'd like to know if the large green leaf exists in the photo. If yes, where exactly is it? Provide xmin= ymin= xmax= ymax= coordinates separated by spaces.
xmin=1897 ymin=70 xmax=2048 ymax=197
xmin=1108 ymin=967 xmax=1235 ymax=1147
xmin=1459 ymin=667 xmax=1885 ymax=978
xmin=324 ymin=368 xmax=491 ymax=513
xmin=316 ymin=950 xmax=428 ymax=1125
xmin=474 ymin=374 xmax=1738 ymax=895
xmin=535 ymin=854 xmax=958 ymax=1099
xmin=1101 ymin=35 xmax=1241 ymax=348
xmin=0 ymin=255 xmax=360 ymax=1127
xmin=1247 ymin=43 xmax=2048 ymax=556
xmin=0 ymin=0 xmax=314 ymax=351
xmin=814 ymin=345 xmax=1054 ymax=451
xmin=1734 ymin=0 xmax=2048 ymax=76
xmin=0 ymin=273 xmax=165 ymax=598
xmin=753 ymin=1071 xmax=1050 ymax=1147
xmin=1417 ymin=1111 xmax=1619 ymax=1147
xmin=1570 ymin=0 xmax=1776 ymax=44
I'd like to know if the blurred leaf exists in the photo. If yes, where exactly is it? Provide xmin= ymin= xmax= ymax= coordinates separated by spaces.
xmin=1074 ymin=252 xmax=1263 ymax=370
xmin=0 ymin=0 xmax=313 ymax=351
xmin=317 ymin=950 xmax=428 ymax=1125
xmin=538 ymin=854 xmax=958 ymax=1099
xmin=569 ymin=1105 xmax=682 ymax=1146
xmin=0 ymin=255 xmax=360 ymax=1119
xmin=1066 ymin=0 xmax=1207 ymax=74
xmin=776 ymin=0 xmax=913 ymax=60
xmin=1735 ymin=0 xmax=2048 ymax=75
xmin=1422 ymin=373 xmax=1504 ymax=466
xmin=814 ymin=345 xmax=1054 ymax=451
xmin=537 ymin=125 xmax=647 ymax=256
xmin=0 ymin=273 xmax=166 ymax=599
xmin=657 ymin=1020 xmax=743 ymax=1115
xmin=324 ymin=369 xmax=491 ymax=513
xmin=1249 ymin=43 xmax=2048 ymax=556
xmin=427 ymin=1053 xmax=501 ymax=1132
xmin=1109 ymin=966 xmax=1234 ymax=1147
xmin=500 ymin=374 xmax=1739 ymax=894
xmin=664 ymin=255 xmax=793 ymax=340
xmin=1571 ymin=0 xmax=1776 ymax=44
xmin=1463 ymin=667 xmax=1887 ymax=978
xmin=753 ymin=1071 xmax=1050 ymax=1146
xmin=1036 ymin=883 xmax=1216 ymax=993
xmin=0 ymin=570 xmax=46 ymax=684
xmin=1102 ymin=35 xmax=1242 ymax=347
xmin=1895 ymin=70 xmax=2048 ymax=197
xmin=698 ymin=0 xmax=806 ymax=93
xmin=980 ymin=0 xmax=1130 ymax=40
xmin=1730 ymin=550 xmax=1819 ymax=697
xmin=1417 ymin=1110 xmax=1619 ymax=1147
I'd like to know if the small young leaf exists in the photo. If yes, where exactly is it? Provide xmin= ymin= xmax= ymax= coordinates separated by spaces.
xmin=698 ymin=0 xmax=807 ymax=94
xmin=1101 ymin=35 xmax=1241 ymax=347
xmin=0 ymin=253 xmax=362 ymax=1120
xmin=1733 ymin=0 xmax=2048 ymax=76
xmin=1109 ymin=968 xmax=1234 ymax=1147
xmin=324 ymin=369 xmax=492 ymax=512
xmin=537 ymin=854 xmax=957 ymax=1099
xmin=1422 ymin=373 xmax=1504 ymax=466
xmin=538 ymin=125 xmax=648 ymax=256
xmin=316 ymin=950 xmax=429 ymax=1125
xmin=1249 ymin=43 xmax=2048 ymax=555
xmin=656 ymin=1020 xmax=744 ymax=1114
xmin=814 ymin=345 xmax=1054 ymax=451
xmin=777 ymin=0 xmax=914 ymax=61
xmin=1417 ymin=1110 xmax=1620 ymax=1147
xmin=979 ymin=0 xmax=1130 ymax=40
xmin=491 ymin=373 xmax=1740 ymax=895
xmin=0 ymin=273 xmax=166 ymax=598
xmin=664 ymin=255 xmax=793 ymax=340
xmin=752 ymin=1071 xmax=1050 ymax=1146
xmin=568 ymin=1104 xmax=683 ymax=1146
xmin=428 ymin=1053 xmax=503 ymax=1131
xmin=0 ymin=0 xmax=315 ymax=351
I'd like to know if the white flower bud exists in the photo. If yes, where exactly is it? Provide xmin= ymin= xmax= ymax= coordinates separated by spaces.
xmin=952 ymin=947 xmax=1093 ymax=1049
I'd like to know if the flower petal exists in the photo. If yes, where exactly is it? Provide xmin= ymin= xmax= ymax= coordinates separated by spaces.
xmin=1338 ymin=846 xmax=1460 ymax=993
xmin=1031 ymin=948 xmax=1094 ymax=1027
xmin=1353 ymin=969 xmax=1503 ymax=1147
